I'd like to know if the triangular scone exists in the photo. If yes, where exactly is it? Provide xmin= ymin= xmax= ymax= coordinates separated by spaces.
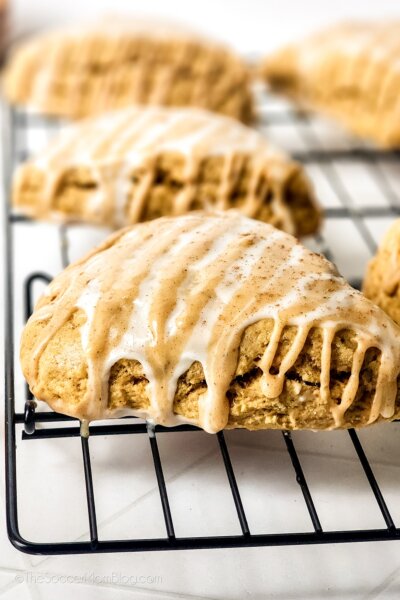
xmin=3 ymin=18 xmax=253 ymax=122
xmin=261 ymin=22 xmax=400 ymax=147
xmin=21 ymin=212 xmax=400 ymax=433
xmin=364 ymin=219 xmax=400 ymax=325
xmin=12 ymin=105 xmax=321 ymax=236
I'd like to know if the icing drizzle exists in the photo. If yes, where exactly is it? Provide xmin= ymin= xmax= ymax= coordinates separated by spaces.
xmin=23 ymin=212 xmax=400 ymax=433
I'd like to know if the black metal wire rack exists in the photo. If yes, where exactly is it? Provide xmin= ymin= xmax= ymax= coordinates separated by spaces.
xmin=4 ymin=92 xmax=400 ymax=555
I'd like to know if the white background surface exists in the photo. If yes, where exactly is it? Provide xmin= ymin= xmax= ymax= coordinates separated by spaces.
xmin=2 ymin=1 xmax=400 ymax=599
xmin=9 ymin=0 xmax=400 ymax=53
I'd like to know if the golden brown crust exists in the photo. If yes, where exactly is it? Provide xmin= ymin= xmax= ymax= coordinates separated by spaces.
xmin=3 ymin=20 xmax=253 ymax=122
xmin=261 ymin=22 xmax=400 ymax=148
xmin=363 ymin=219 xmax=400 ymax=325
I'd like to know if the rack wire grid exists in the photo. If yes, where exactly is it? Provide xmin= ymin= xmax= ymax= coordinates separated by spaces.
xmin=4 ymin=89 xmax=400 ymax=555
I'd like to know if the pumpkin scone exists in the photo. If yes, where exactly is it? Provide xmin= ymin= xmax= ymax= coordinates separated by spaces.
xmin=3 ymin=18 xmax=253 ymax=122
xmin=363 ymin=219 xmax=400 ymax=325
xmin=261 ymin=22 xmax=400 ymax=147
xmin=12 ymin=105 xmax=321 ymax=236
xmin=21 ymin=212 xmax=400 ymax=434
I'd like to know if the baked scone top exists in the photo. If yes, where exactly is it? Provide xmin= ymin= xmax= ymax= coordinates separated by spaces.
xmin=261 ymin=21 xmax=400 ymax=147
xmin=13 ymin=105 xmax=320 ymax=234
xmin=3 ymin=18 xmax=253 ymax=122
xmin=21 ymin=212 xmax=400 ymax=433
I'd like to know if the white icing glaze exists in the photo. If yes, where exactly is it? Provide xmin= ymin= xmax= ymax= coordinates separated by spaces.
xmin=23 ymin=212 xmax=400 ymax=433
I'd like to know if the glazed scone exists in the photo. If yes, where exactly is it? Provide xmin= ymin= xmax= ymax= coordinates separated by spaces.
xmin=12 ymin=105 xmax=321 ymax=236
xmin=261 ymin=22 xmax=400 ymax=147
xmin=21 ymin=212 xmax=400 ymax=434
xmin=3 ymin=18 xmax=253 ymax=122
xmin=363 ymin=219 xmax=400 ymax=325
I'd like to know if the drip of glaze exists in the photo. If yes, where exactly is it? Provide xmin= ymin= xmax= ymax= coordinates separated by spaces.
xmin=80 ymin=419 xmax=90 ymax=438
xmin=146 ymin=421 xmax=156 ymax=438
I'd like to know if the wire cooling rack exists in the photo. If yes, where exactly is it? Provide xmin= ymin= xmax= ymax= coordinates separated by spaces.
xmin=4 ymin=91 xmax=400 ymax=555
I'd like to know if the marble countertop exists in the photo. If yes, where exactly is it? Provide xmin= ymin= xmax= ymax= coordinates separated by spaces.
xmin=2 ymin=2 xmax=400 ymax=598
